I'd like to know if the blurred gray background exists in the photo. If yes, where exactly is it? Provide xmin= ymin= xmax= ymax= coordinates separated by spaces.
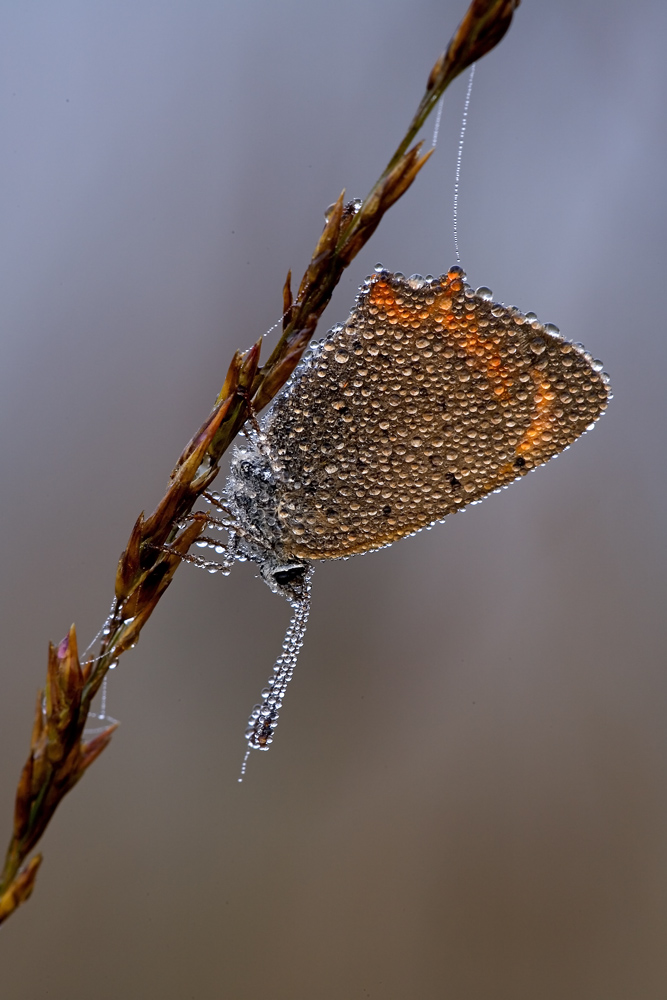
xmin=1 ymin=1 xmax=666 ymax=997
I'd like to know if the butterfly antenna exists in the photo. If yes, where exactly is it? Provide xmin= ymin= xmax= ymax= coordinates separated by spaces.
xmin=238 ymin=568 xmax=314 ymax=781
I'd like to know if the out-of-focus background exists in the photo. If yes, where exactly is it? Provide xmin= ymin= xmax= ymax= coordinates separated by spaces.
xmin=1 ymin=1 xmax=666 ymax=996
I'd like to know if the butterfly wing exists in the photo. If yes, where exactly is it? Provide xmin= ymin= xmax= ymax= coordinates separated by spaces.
xmin=265 ymin=269 xmax=610 ymax=560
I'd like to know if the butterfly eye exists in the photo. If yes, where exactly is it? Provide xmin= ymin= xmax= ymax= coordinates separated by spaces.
xmin=272 ymin=566 xmax=307 ymax=587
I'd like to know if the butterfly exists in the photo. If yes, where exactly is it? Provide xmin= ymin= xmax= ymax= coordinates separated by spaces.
xmin=199 ymin=266 xmax=610 ymax=765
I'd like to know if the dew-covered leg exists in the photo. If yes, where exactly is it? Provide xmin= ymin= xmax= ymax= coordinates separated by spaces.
xmin=164 ymin=537 xmax=236 ymax=575
xmin=201 ymin=490 xmax=235 ymax=521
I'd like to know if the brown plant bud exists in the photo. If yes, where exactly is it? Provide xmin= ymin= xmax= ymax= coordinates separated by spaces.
xmin=380 ymin=143 xmax=433 ymax=208
xmin=427 ymin=50 xmax=447 ymax=91
xmin=282 ymin=270 xmax=293 ymax=330
xmin=443 ymin=0 xmax=519 ymax=86
xmin=315 ymin=190 xmax=344 ymax=257
xmin=338 ymin=148 xmax=432 ymax=268
xmin=204 ymin=342 xmax=261 ymax=469
xmin=0 ymin=855 xmax=42 ymax=925
xmin=142 ymin=391 xmax=236 ymax=546
xmin=77 ymin=724 xmax=118 ymax=780
xmin=60 ymin=625 xmax=82 ymax=702
xmin=252 ymin=322 xmax=316 ymax=411
xmin=298 ymin=191 xmax=345 ymax=298
xmin=45 ymin=626 xmax=83 ymax=756
xmin=29 ymin=744 xmax=48 ymax=801
xmin=111 ymin=518 xmax=205 ymax=658
xmin=13 ymin=756 xmax=34 ymax=842
xmin=30 ymin=688 xmax=45 ymax=749
xmin=176 ymin=395 xmax=234 ymax=487
xmin=214 ymin=349 xmax=244 ymax=409
xmin=236 ymin=341 xmax=262 ymax=396
xmin=115 ymin=513 xmax=144 ymax=601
